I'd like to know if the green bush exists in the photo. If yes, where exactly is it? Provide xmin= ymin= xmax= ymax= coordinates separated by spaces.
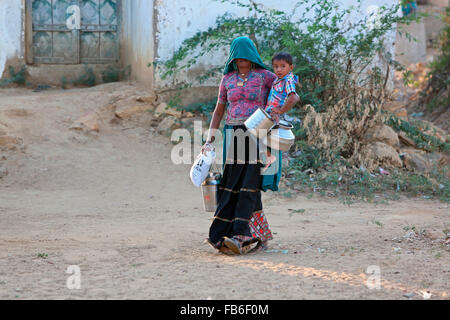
xmin=101 ymin=65 xmax=131 ymax=83
xmin=156 ymin=0 xmax=418 ymax=114
xmin=73 ymin=64 xmax=96 ymax=87
xmin=0 ymin=65 xmax=27 ymax=87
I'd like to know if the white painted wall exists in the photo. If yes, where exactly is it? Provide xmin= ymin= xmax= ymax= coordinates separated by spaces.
xmin=121 ymin=0 xmax=155 ymax=86
xmin=0 ymin=0 xmax=23 ymax=78
xmin=154 ymin=0 xmax=398 ymax=89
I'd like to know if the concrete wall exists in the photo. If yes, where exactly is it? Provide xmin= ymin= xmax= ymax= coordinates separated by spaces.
xmin=395 ymin=20 xmax=427 ymax=66
xmin=0 ymin=0 xmax=398 ymax=92
xmin=428 ymin=0 xmax=449 ymax=7
xmin=121 ymin=0 xmax=155 ymax=87
xmin=421 ymin=4 xmax=448 ymax=48
xmin=154 ymin=0 xmax=398 ymax=91
xmin=0 ymin=0 xmax=24 ymax=79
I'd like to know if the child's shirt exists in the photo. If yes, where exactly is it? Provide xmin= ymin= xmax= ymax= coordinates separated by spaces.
xmin=265 ymin=72 xmax=298 ymax=112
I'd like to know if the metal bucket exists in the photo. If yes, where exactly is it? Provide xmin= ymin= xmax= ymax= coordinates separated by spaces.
xmin=201 ymin=171 xmax=222 ymax=212
xmin=262 ymin=120 xmax=295 ymax=151
xmin=244 ymin=107 xmax=275 ymax=139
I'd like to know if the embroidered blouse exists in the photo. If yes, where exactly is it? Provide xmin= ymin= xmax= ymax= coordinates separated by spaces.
xmin=218 ymin=69 xmax=277 ymax=124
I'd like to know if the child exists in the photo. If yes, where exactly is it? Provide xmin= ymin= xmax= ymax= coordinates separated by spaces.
xmin=261 ymin=52 xmax=300 ymax=173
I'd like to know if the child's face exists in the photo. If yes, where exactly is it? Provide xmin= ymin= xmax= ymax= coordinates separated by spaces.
xmin=272 ymin=59 xmax=294 ymax=79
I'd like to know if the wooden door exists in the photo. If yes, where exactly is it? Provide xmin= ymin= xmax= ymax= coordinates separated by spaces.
xmin=28 ymin=0 xmax=120 ymax=64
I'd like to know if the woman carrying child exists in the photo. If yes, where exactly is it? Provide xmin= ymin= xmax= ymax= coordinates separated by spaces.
xmin=201 ymin=37 xmax=298 ymax=255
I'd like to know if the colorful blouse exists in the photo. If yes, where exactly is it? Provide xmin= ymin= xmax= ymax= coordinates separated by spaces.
xmin=218 ymin=69 xmax=277 ymax=124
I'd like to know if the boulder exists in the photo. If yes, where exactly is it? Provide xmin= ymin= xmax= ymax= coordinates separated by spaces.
xmin=70 ymin=112 xmax=100 ymax=132
xmin=115 ymin=105 xmax=154 ymax=120
xmin=398 ymin=131 xmax=416 ymax=148
xmin=95 ymin=103 xmax=117 ymax=123
xmin=364 ymin=124 xmax=399 ymax=148
xmin=154 ymin=102 xmax=182 ymax=119
xmin=156 ymin=116 xmax=180 ymax=134
xmin=403 ymin=152 xmax=431 ymax=172
xmin=136 ymin=94 xmax=158 ymax=105
xmin=362 ymin=142 xmax=402 ymax=168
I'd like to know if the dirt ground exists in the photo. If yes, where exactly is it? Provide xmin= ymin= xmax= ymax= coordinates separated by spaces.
xmin=0 ymin=83 xmax=448 ymax=300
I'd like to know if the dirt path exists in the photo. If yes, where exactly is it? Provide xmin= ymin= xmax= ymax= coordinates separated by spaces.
xmin=0 ymin=83 xmax=448 ymax=300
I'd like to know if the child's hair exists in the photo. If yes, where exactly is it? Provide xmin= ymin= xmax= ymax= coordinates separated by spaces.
xmin=272 ymin=52 xmax=293 ymax=65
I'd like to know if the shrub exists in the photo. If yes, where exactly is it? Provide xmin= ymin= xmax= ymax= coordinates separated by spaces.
xmin=0 ymin=65 xmax=27 ymax=87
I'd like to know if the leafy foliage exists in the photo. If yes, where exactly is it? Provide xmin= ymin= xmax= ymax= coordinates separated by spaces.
xmin=73 ymin=64 xmax=96 ymax=87
xmin=0 ymin=65 xmax=27 ymax=87
xmin=156 ymin=0 xmax=418 ymax=113
xmin=420 ymin=7 xmax=450 ymax=112
xmin=156 ymin=0 xmax=448 ymax=203
xmin=102 ymin=65 xmax=131 ymax=83
xmin=386 ymin=115 xmax=450 ymax=153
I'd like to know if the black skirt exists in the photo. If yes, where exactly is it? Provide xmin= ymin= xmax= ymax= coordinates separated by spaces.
xmin=208 ymin=124 xmax=273 ymax=248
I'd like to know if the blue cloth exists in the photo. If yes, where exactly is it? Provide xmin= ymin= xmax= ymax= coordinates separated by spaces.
xmin=222 ymin=124 xmax=282 ymax=192
xmin=223 ymin=36 xmax=270 ymax=75
xmin=402 ymin=2 xmax=417 ymax=16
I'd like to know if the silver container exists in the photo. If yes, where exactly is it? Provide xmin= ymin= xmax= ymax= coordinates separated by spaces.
xmin=262 ymin=120 xmax=295 ymax=151
xmin=201 ymin=172 xmax=222 ymax=212
xmin=244 ymin=107 xmax=275 ymax=139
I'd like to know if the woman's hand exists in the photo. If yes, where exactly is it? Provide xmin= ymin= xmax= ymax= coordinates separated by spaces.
xmin=201 ymin=138 xmax=215 ymax=154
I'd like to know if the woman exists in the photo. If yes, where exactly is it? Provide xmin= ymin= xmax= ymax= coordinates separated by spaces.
xmin=202 ymin=36 xmax=282 ymax=255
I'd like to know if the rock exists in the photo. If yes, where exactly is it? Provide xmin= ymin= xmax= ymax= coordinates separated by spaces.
xmin=180 ymin=117 xmax=194 ymax=128
xmin=398 ymin=131 xmax=416 ymax=148
xmin=136 ymin=94 xmax=158 ymax=105
xmin=403 ymin=151 xmax=432 ymax=173
xmin=382 ymin=101 xmax=405 ymax=112
xmin=96 ymin=103 xmax=117 ymax=123
xmin=362 ymin=142 xmax=402 ymax=168
xmin=115 ymin=105 xmax=154 ymax=120
xmin=154 ymin=102 xmax=182 ymax=119
xmin=156 ymin=116 xmax=180 ymax=134
xmin=70 ymin=112 xmax=100 ymax=132
xmin=0 ymin=135 xmax=23 ymax=150
xmin=128 ymin=111 xmax=154 ymax=128
xmin=364 ymin=124 xmax=399 ymax=148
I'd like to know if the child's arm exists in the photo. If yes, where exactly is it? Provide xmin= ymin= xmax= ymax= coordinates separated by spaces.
xmin=270 ymin=93 xmax=300 ymax=122
xmin=279 ymin=92 xmax=300 ymax=114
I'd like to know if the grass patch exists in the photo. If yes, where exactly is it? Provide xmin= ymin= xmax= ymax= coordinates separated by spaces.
xmin=285 ymin=161 xmax=449 ymax=204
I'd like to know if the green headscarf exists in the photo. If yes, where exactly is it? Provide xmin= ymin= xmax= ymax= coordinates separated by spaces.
xmin=223 ymin=36 xmax=269 ymax=75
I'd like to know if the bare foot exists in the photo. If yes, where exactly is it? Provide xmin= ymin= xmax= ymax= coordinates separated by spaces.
xmin=261 ymin=153 xmax=277 ymax=173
